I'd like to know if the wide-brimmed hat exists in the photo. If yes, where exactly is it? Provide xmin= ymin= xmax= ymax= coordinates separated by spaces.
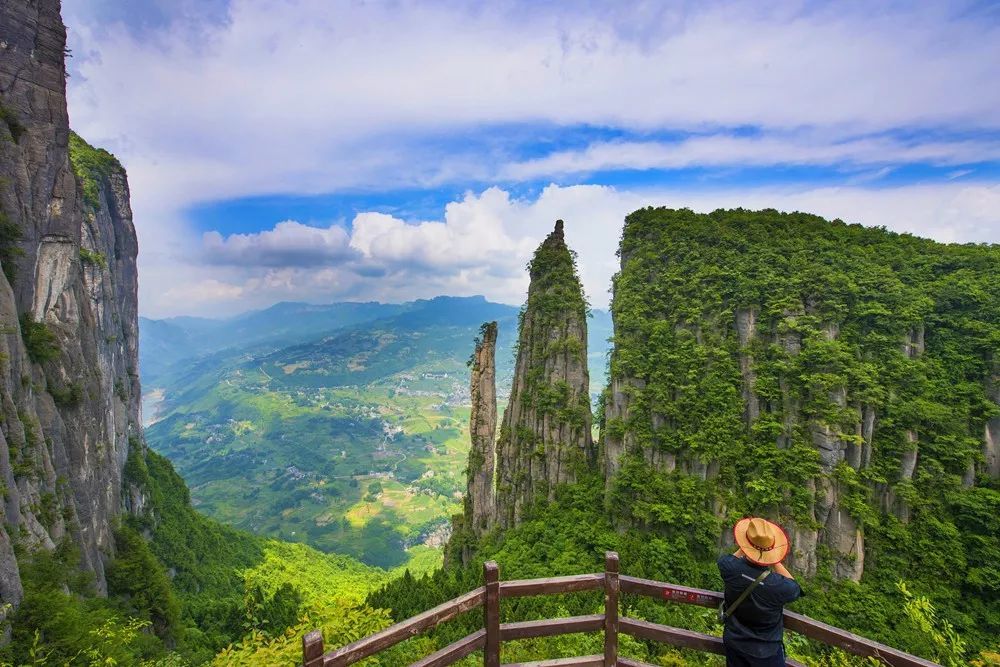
xmin=734 ymin=517 xmax=789 ymax=566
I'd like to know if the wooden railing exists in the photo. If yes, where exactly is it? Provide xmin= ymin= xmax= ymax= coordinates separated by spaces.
xmin=303 ymin=552 xmax=939 ymax=667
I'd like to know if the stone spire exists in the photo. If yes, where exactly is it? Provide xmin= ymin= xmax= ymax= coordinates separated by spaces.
xmin=465 ymin=321 xmax=498 ymax=535
xmin=494 ymin=220 xmax=594 ymax=528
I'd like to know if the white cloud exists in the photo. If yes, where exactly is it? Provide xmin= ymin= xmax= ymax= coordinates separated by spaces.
xmin=503 ymin=135 xmax=1000 ymax=180
xmin=349 ymin=188 xmax=535 ymax=270
xmin=58 ymin=0 xmax=1000 ymax=317
xmin=65 ymin=0 xmax=1000 ymax=211
xmin=202 ymin=220 xmax=353 ymax=266
xmin=139 ymin=182 xmax=1000 ymax=317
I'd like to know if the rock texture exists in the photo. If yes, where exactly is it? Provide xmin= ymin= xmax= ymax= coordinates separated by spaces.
xmin=0 ymin=0 xmax=144 ymax=616
xmin=494 ymin=221 xmax=594 ymax=529
xmin=464 ymin=321 xmax=498 ymax=537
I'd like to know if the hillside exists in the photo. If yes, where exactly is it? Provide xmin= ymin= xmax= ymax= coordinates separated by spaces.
xmin=139 ymin=301 xmax=407 ymax=387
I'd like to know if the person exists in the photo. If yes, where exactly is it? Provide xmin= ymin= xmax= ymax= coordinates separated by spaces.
xmin=717 ymin=517 xmax=803 ymax=667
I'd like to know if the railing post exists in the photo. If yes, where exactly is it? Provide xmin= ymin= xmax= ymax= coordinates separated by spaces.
xmin=604 ymin=552 xmax=619 ymax=667
xmin=484 ymin=561 xmax=500 ymax=667
xmin=303 ymin=629 xmax=324 ymax=667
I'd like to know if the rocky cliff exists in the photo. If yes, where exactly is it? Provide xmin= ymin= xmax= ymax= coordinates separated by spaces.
xmin=0 ymin=0 xmax=144 ymax=617
xmin=603 ymin=207 xmax=1000 ymax=581
xmin=463 ymin=321 xmax=498 ymax=543
xmin=493 ymin=221 xmax=594 ymax=529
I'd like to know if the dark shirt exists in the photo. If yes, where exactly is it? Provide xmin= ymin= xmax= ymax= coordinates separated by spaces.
xmin=717 ymin=554 xmax=803 ymax=658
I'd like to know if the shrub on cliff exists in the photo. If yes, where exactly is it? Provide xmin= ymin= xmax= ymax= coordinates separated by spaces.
xmin=20 ymin=313 xmax=59 ymax=363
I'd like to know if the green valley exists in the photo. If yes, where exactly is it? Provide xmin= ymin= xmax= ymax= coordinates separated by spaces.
xmin=143 ymin=296 xmax=613 ymax=569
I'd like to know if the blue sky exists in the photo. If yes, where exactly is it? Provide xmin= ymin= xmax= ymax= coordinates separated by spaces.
xmin=62 ymin=0 xmax=1000 ymax=317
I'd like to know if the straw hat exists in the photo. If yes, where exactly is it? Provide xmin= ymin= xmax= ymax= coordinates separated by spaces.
xmin=734 ymin=517 xmax=789 ymax=566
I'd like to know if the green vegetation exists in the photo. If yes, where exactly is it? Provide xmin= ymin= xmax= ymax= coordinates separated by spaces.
xmin=0 ymin=539 xmax=170 ymax=666
xmin=20 ymin=313 xmax=60 ymax=363
xmin=0 ymin=444 xmax=401 ymax=666
xmin=0 ymin=210 xmax=24 ymax=285
xmin=382 ymin=477 xmax=998 ymax=666
xmin=600 ymin=207 xmax=999 ymax=653
xmin=79 ymin=247 xmax=108 ymax=269
xmin=49 ymin=381 xmax=84 ymax=407
xmin=68 ymin=131 xmax=121 ymax=210
xmin=0 ymin=102 xmax=26 ymax=142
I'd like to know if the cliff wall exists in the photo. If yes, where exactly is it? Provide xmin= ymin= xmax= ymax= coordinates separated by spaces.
xmin=0 ymin=0 xmax=143 ymax=615
xmin=603 ymin=207 xmax=1000 ymax=580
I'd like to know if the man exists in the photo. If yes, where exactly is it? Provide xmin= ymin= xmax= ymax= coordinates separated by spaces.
xmin=717 ymin=517 xmax=803 ymax=667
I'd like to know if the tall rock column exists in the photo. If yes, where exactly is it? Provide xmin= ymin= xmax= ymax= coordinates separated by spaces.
xmin=494 ymin=221 xmax=594 ymax=529
xmin=465 ymin=322 xmax=498 ymax=535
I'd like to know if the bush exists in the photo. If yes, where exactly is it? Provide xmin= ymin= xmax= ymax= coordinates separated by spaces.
xmin=0 ymin=103 xmax=25 ymax=142
xmin=68 ymin=131 xmax=121 ymax=210
xmin=107 ymin=525 xmax=181 ymax=642
xmin=49 ymin=381 xmax=83 ymax=408
xmin=0 ymin=211 xmax=24 ymax=285
xmin=79 ymin=247 xmax=108 ymax=269
xmin=0 ymin=540 xmax=158 ymax=666
xmin=20 ymin=313 xmax=59 ymax=363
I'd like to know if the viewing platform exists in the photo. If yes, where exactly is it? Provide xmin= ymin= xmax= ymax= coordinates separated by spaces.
xmin=303 ymin=552 xmax=939 ymax=667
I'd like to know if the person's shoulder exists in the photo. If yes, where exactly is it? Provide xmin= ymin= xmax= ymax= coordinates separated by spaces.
xmin=717 ymin=553 xmax=740 ymax=572
xmin=768 ymin=571 xmax=803 ymax=600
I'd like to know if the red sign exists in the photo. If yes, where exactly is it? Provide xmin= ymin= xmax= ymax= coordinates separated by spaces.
xmin=663 ymin=588 xmax=709 ymax=604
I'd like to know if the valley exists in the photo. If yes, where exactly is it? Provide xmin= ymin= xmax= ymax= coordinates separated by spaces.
xmin=142 ymin=296 xmax=612 ymax=569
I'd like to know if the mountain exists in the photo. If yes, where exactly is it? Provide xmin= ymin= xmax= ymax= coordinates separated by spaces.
xmin=603 ymin=207 xmax=999 ymax=584
xmin=142 ymin=297 xmax=612 ymax=391
xmin=139 ymin=301 xmax=406 ymax=386
xmin=428 ymin=207 xmax=999 ymax=664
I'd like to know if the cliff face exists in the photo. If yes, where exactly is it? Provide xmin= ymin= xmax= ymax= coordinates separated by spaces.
xmin=464 ymin=321 xmax=498 ymax=540
xmin=494 ymin=221 xmax=594 ymax=529
xmin=603 ymin=207 xmax=1000 ymax=581
xmin=0 ymin=0 xmax=143 ymax=614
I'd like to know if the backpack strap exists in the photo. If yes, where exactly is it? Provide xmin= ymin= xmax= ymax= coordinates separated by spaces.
xmin=722 ymin=569 xmax=770 ymax=621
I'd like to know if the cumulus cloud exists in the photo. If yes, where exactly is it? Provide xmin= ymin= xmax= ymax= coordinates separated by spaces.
xmin=137 ymin=183 xmax=1000 ymax=317
xmin=349 ymin=188 xmax=536 ymax=271
xmin=202 ymin=220 xmax=354 ymax=267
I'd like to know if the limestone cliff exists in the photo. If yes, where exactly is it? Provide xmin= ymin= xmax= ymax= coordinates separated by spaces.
xmin=494 ymin=221 xmax=594 ymax=529
xmin=464 ymin=321 xmax=498 ymax=538
xmin=0 ymin=0 xmax=144 ymax=615
xmin=603 ymin=207 xmax=1000 ymax=581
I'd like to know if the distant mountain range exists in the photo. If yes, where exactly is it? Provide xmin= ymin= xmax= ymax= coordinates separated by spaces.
xmin=141 ymin=295 xmax=612 ymax=393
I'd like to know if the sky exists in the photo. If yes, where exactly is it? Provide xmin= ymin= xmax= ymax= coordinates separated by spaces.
xmin=62 ymin=0 xmax=1000 ymax=318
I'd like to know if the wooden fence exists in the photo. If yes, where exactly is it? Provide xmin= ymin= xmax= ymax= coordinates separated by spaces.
xmin=303 ymin=552 xmax=939 ymax=667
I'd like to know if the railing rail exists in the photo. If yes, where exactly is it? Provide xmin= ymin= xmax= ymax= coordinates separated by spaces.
xmin=303 ymin=552 xmax=940 ymax=667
